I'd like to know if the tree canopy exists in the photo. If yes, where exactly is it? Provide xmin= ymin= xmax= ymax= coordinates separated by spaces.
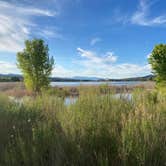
xmin=17 ymin=39 xmax=54 ymax=92
xmin=149 ymin=44 xmax=166 ymax=87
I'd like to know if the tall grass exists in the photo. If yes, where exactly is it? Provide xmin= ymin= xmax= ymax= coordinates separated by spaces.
xmin=0 ymin=87 xmax=165 ymax=166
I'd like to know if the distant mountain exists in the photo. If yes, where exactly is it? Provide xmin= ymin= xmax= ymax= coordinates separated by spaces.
xmin=0 ymin=74 xmax=22 ymax=82
xmin=0 ymin=74 xmax=154 ymax=82
xmin=108 ymin=75 xmax=154 ymax=81
xmin=50 ymin=76 xmax=104 ymax=82
xmin=51 ymin=77 xmax=78 ymax=82
xmin=72 ymin=76 xmax=103 ymax=81
xmin=0 ymin=74 xmax=22 ymax=77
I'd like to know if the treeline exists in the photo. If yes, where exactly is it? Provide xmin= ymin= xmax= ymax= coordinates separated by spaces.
xmin=108 ymin=75 xmax=154 ymax=82
xmin=0 ymin=75 xmax=154 ymax=82
xmin=0 ymin=76 xmax=21 ymax=82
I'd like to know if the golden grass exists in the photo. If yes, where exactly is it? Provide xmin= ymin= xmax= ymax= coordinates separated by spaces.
xmin=0 ymin=86 xmax=165 ymax=166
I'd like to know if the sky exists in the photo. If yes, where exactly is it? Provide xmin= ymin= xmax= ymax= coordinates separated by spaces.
xmin=0 ymin=0 xmax=165 ymax=78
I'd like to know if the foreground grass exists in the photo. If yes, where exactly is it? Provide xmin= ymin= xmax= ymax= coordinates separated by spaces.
xmin=0 ymin=87 xmax=165 ymax=166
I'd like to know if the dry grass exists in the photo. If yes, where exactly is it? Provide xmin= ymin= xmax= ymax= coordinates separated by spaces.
xmin=0 ymin=81 xmax=155 ymax=98
xmin=0 ymin=87 xmax=165 ymax=166
xmin=0 ymin=82 xmax=33 ymax=98
xmin=0 ymin=82 xmax=24 ymax=91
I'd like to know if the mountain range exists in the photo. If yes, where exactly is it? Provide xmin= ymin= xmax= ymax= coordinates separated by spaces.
xmin=0 ymin=74 xmax=154 ymax=82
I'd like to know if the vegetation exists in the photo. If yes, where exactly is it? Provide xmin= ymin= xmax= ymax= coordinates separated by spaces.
xmin=149 ymin=44 xmax=166 ymax=87
xmin=0 ymin=82 xmax=155 ymax=98
xmin=17 ymin=39 xmax=54 ymax=93
xmin=0 ymin=41 xmax=165 ymax=165
xmin=0 ymin=87 xmax=165 ymax=166
xmin=0 ymin=76 xmax=21 ymax=82
xmin=0 ymin=74 xmax=154 ymax=82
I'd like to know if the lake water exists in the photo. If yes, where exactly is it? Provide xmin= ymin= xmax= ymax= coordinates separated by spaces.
xmin=65 ymin=93 xmax=132 ymax=106
xmin=51 ymin=81 xmax=143 ymax=87
xmin=9 ymin=93 xmax=132 ymax=106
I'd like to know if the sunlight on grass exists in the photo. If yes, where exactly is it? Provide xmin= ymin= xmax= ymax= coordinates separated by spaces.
xmin=0 ymin=88 xmax=165 ymax=166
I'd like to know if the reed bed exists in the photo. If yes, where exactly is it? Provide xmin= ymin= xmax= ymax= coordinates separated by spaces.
xmin=0 ymin=81 xmax=155 ymax=98
xmin=0 ymin=87 xmax=165 ymax=166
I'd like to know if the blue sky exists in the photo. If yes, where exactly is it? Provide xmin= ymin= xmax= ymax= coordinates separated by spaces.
xmin=0 ymin=0 xmax=165 ymax=78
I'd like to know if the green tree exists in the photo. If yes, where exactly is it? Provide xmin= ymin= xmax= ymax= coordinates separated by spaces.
xmin=17 ymin=39 xmax=54 ymax=92
xmin=149 ymin=44 xmax=166 ymax=87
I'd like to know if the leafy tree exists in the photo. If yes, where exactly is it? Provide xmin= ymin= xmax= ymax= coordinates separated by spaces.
xmin=149 ymin=44 xmax=166 ymax=87
xmin=17 ymin=39 xmax=54 ymax=92
xmin=11 ymin=77 xmax=20 ymax=82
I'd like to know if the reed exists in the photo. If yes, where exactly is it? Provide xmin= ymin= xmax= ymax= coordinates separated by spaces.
xmin=0 ymin=87 xmax=165 ymax=166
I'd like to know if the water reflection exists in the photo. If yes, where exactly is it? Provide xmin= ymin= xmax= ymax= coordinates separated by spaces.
xmin=51 ymin=81 xmax=142 ymax=87
xmin=65 ymin=93 xmax=132 ymax=106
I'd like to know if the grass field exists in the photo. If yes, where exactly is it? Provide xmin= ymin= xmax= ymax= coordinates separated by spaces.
xmin=0 ymin=84 xmax=165 ymax=166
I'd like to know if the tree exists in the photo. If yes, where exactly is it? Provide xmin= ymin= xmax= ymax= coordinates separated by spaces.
xmin=17 ymin=39 xmax=54 ymax=92
xmin=149 ymin=44 xmax=166 ymax=87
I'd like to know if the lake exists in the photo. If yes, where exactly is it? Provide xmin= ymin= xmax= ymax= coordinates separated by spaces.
xmin=64 ymin=93 xmax=132 ymax=106
xmin=51 ymin=81 xmax=143 ymax=87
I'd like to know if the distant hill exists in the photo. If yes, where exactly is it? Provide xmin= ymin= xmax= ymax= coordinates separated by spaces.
xmin=0 ymin=74 xmax=154 ymax=82
xmin=0 ymin=74 xmax=22 ymax=77
xmin=108 ymin=75 xmax=154 ymax=82
xmin=72 ymin=76 xmax=103 ymax=81
xmin=0 ymin=74 xmax=22 ymax=82
xmin=51 ymin=75 xmax=154 ymax=82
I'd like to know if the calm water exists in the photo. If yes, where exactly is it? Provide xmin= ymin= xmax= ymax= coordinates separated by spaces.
xmin=65 ymin=93 xmax=132 ymax=106
xmin=51 ymin=81 xmax=143 ymax=87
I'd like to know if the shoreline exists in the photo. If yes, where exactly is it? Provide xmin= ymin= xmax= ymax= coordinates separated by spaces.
xmin=0 ymin=81 xmax=155 ymax=98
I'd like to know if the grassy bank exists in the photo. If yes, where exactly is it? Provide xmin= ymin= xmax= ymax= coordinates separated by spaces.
xmin=0 ymin=86 xmax=165 ymax=166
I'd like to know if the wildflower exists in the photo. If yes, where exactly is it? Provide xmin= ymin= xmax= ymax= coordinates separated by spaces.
xmin=28 ymin=119 xmax=31 ymax=123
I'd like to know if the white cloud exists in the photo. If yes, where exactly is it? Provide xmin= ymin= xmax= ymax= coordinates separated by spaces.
xmin=0 ymin=61 xmax=75 ymax=78
xmin=0 ymin=61 xmax=20 ymax=74
xmin=0 ymin=1 xmax=56 ymax=52
xmin=131 ymin=0 xmax=166 ymax=26
xmin=52 ymin=64 xmax=76 ymax=77
xmin=146 ymin=53 xmax=151 ymax=58
xmin=90 ymin=37 xmax=101 ymax=46
xmin=104 ymin=52 xmax=118 ymax=63
xmin=0 ymin=58 xmax=151 ymax=79
xmin=77 ymin=48 xmax=118 ymax=64
xmin=75 ymin=48 xmax=151 ymax=78
xmin=0 ymin=1 xmax=56 ymax=17
xmin=38 ymin=28 xmax=63 ymax=39
xmin=112 ymin=8 xmax=129 ymax=25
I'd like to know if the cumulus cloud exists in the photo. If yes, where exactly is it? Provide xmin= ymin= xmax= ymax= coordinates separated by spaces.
xmin=131 ymin=0 xmax=166 ymax=26
xmin=0 ymin=58 xmax=152 ymax=79
xmin=0 ymin=1 xmax=56 ymax=52
xmin=0 ymin=46 xmax=151 ymax=79
xmin=75 ymin=48 xmax=151 ymax=78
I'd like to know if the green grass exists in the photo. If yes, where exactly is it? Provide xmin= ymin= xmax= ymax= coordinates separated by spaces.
xmin=0 ymin=87 xmax=165 ymax=166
